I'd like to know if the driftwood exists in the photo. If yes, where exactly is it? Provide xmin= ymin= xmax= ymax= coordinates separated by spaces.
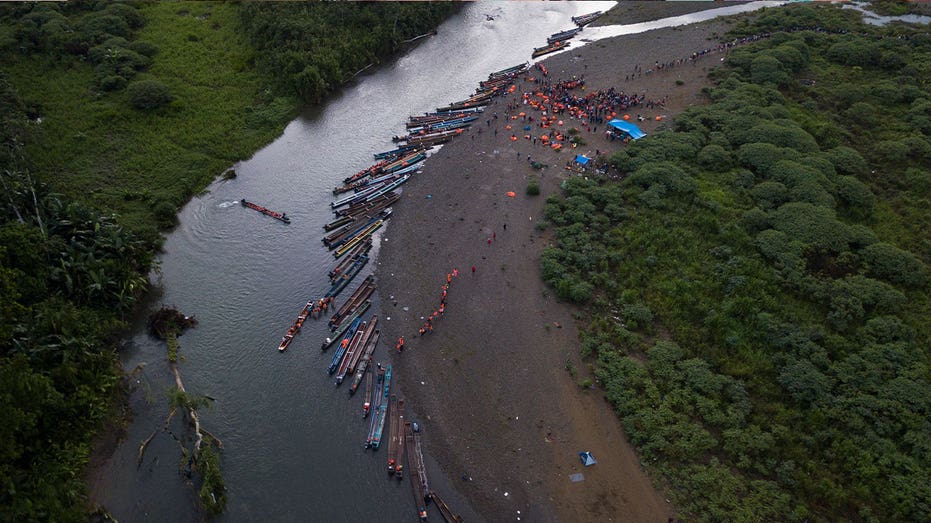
xmin=168 ymin=341 xmax=204 ymax=458
xmin=137 ymin=306 xmax=227 ymax=513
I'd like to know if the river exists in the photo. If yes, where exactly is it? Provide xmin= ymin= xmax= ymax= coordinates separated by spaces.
xmin=91 ymin=2 xmax=784 ymax=521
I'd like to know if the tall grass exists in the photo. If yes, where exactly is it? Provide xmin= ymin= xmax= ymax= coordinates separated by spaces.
xmin=4 ymin=2 xmax=299 ymax=239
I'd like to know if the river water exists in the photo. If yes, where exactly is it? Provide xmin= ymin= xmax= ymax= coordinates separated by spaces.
xmin=92 ymin=2 xmax=782 ymax=521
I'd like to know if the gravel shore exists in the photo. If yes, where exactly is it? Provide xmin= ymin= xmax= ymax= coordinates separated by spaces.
xmin=377 ymin=9 xmax=742 ymax=522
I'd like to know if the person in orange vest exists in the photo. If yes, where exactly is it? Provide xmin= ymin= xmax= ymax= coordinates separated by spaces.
xmin=396 ymin=336 xmax=405 ymax=353
xmin=341 ymin=338 xmax=350 ymax=350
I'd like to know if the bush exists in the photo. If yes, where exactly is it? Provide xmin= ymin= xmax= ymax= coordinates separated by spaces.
xmin=751 ymin=181 xmax=789 ymax=210
xmin=859 ymin=242 xmax=927 ymax=287
xmin=128 ymin=40 xmax=159 ymax=58
xmin=153 ymin=199 xmax=178 ymax=227
xmin=770 ymin=202 xmax=850 ymax=252
xmin=621 ymin=303 xmax=654 ymax=331
xmin=104 ymin=3 xmax=146 ymax=30
xmin=127 ymin=80 xmax=174 ymax=110
xmin=750 ymin=53 xmax=789 ymax=86
xmin=81 ymin=13 xmax=131 ymax=43
xmin=526 ymin=179 xmax=540 ymax=196
xmin=740 ymin=122 xmax=819 ymax=153
xmin=697 ymin=144 xmax=733 ymax=171
xmin=824 ymin=146 xmax=868 ymax=176
xmin=99 ymin=75 xmax=127 ymax=92
xmin=832 ymin=175 xmax=874 ymax=217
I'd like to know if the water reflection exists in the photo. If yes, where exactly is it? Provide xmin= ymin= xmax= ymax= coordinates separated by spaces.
xmin=842 ymin=2 xmax=931 ymax=26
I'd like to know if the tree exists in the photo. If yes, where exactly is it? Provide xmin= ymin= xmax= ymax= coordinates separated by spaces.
xmin=832 ymin=175 xmax=874 ymax=217
xmin=127 ymin=80 xmax=174 ymax=110
xmin=778 ymin=359 xmax=832 ymax=406
xmin=770 ymin=202 xmax=851 ymax=253
xmin=750 ymin=53 xmax=790 ymax=86
xmin=859 ymin=242 xmax=927 ymax=287
xmin=697 ymin=144 xmax=733 ymax=171
xmin=751 ymin=181 xmax=789 ymax=210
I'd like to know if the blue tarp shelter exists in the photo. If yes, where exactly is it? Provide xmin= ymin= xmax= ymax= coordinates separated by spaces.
xmin=579 ymin=451 xmax=597 ymax=466
xmin=574 ymin=154 xmax=591 ymax=165
xmin=607 ymin=119 xmax=646 ymax=140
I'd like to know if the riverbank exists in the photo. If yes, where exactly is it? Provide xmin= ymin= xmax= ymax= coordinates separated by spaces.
xmin=378 ymin=13 xmax=742 ymax=522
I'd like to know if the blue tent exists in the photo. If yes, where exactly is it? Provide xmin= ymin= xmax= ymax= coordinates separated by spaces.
xmin=607 ymin=119 xmax=646 ymax=140
xmin=574 ymin=154 xmax=591 ymax=165
xmin=579 ymin=451 xmax=597 ymax=466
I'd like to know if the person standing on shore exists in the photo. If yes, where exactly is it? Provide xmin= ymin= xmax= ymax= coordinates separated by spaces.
xmin=471 ymin=265 xmax=476 ymax=275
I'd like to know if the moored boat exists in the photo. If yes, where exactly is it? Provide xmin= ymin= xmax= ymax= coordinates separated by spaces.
xmin=333 ymin=216 xmax=387 ymax=259
xmin=547 ymin=26 xmax=582 ymax=44
xmin=349 ymin=330 xmax=380 ymax=395
xmin=532 ymin=40 xmax=569 ymax=58
xmin=329 ymin=276 xmax=375 ymax=330
xmin=338 ymin=317 xmax=377 ymax=384
xmin=487 ymin=62 xmax=528 ymax=80
xmin=373 ymin=144 xmax=418 ymax=160
xmin=406 ymin=116 xmax=477 ymax=135
xmin=327 ymin=238 xmax=372 ymax=280
xmin=366 ymin=364 xmax=392 ymax=449
xmin=572 ymin=10 xmax=603 ymax=27
xmin=321 ymin=300 xmax=370 ymax=350
xmin=364 ymin=365 xmax=384 ymax=419
xmin=405 ymin=421 xmax=430 ymax=520
xmin=328 ymin=320 xmax=365 ymax=374
xmin=431 ymin=490 xmax=464 ymax=522
xmin=387 ymin=396 xmax=404 ymax=474
xmin=322 ymin=252 xmax=369 ymax=298
xmin=334 ymin=191 xmax=400 ymax=221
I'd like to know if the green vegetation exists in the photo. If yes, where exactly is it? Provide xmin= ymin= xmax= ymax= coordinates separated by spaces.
xmin=0 ymin=1 xmax=457 ymax=519
xmin=1 ymin=1 xmax=301 ymax=242
xmin=239 ymin=2 xmax=460 ymax=103
xmin=526 ymin=176 xmax=541 ymax=196
xmin=541 ymin=5 xmax=929 ymax=521
xmin=0 ymin=97 xmax=153 ymax=519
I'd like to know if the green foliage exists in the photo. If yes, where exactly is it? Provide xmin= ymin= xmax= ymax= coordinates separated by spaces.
xmin=859 ymin=242 xmax=928 ymax=287
xmin=0 ymin=173 xmax=147 ymax=520
xmin=526 ymin=177 xmax=540 ymax=196
xmin=197 ymin=444 xmax=226 ymax=516
xmin=127 ymin=79 xmax=174 ymax=110
xmin=696 ymin=143 xmax=733 ymax=171
xmin=751 ymin=181 xmax=789 ymax=210
xmin=0 ymin=2 xmax=303 ymax=237
xmin=239 ymin=2 xmax=460 ymax=102
xmin=541 ymin=7 xmax=931 ymax=520
xmin=167 ymin=387 xmax=213 ymax=413
xmin=750 ymin=52 xmax=790 ymax=86
xmin=832 ymin=175 xmax=874 ymax=217
xmin=621 ymin=303 xmax=653 ymax=331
